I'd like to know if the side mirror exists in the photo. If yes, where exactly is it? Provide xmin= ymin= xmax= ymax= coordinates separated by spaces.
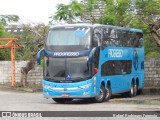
xmin=36 ymin=48 xmax=44 ymax=65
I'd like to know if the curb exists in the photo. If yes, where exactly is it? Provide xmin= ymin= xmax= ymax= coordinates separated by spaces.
xmin=142 ymin=87 xmax=160 ymax=95
xmin=0 ymin=85 xmax=42 ymax=93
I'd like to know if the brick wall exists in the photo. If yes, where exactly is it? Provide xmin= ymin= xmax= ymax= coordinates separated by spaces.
xmin=0 ymin=58 xmax=160 ymax=87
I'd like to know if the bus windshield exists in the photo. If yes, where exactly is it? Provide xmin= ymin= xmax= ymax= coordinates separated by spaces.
xmin=44 ymin=57 xmax=90 ymax=81
xmin=46 ymin=27 xmax=91 ymax=47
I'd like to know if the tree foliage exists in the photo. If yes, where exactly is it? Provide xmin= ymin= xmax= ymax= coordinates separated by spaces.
xmin=0 ymin=15 xmax=19 ymax=26
xmin=0 ymin=23 xmax=10 ymax=60
xmin=135 ymin=0 xmax=160 ymax=47
xmin=133 ymin=0 xmax=160 ymax=57
xmin=0 ymin=23 xmax=4 ymax=37
xmin=99 ymin=0 xmax=132 ymax=26
xmin=50 ymin=0 xmax=84 ymax=24
xmin=0 ymin=14 xmax=20 ymax=60
xmin=15 ymin=24 xmax=49 ymax=60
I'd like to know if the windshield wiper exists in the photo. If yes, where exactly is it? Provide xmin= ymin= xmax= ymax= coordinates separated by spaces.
xmin=45 ymin=77 xmax=64 ymax=81
xmin=69 ymin=77 xmax=85 ymax=80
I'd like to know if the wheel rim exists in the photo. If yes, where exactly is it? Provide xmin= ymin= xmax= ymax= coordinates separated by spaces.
xmin=131 ymin=83 xmax=134 ymax=96
xmin=106 ymin=87 xmax=110 ymax=98
xmin=134 ymin=84 xmax=137 ymax=96
xmin=96 ymin=87 xmax=104 ymax=100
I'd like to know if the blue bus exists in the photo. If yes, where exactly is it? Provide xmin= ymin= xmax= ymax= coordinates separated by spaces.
xmin=36 ymin=24 xmax=144 ymax=103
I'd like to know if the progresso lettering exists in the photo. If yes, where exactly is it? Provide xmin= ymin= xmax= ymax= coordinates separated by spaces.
xmin=108 ymin=49 xmax=123 ymax=58
xmin=53 ymin=52 xmax=79 ymax=57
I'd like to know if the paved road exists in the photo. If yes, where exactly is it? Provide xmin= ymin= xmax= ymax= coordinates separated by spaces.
xmin=0 ymin=90 xmax=159 ymax=111
xmin=0 ymin=90 xmax=159 ymax=119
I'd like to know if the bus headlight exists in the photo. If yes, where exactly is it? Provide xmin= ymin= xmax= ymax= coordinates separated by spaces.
xmin=93 ymin=77 xmax=96 ymax=85
xmin=94 ymin=87 xmax=96 ymax=93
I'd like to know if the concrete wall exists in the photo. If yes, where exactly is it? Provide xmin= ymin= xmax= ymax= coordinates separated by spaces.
xmin=0 ymin=58 xmax=160 ymax=87
xmin=144 ymin=58 xmax=160 ymax=87
xmin=0 ymin=61 xmax=43 ymax=84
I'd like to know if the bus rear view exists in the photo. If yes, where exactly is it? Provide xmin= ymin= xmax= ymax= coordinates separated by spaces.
xmin=37 ymin=24 xmax=144 ymax=103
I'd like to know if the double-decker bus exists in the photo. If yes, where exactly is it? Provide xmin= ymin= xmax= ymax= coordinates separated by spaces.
xmin=36 ymin=24 xmax=144 ymax=103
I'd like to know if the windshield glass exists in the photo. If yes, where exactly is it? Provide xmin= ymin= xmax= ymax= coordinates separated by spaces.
xmin=44 ymin=57 xmax=90 ymax=81
xmin=46 ymin=27 xmax=91 ymax=46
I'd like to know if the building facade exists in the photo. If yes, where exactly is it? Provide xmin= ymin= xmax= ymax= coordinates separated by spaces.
xmin=80 ymin=0 xmax=106 ymax=23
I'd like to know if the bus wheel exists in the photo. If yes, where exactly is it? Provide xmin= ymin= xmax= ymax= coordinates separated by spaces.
xmin=92 ymin=85 xmax=106 ymax=103
xmin=105 ymin=85 xmax=111 ymax=101
xmin=129 ymin=81 xmax=135 ymax=97
xmin=133 ymin=82 xmax=137 ymax=96
xmin=52 ymin=98 xmax=73 ymax=103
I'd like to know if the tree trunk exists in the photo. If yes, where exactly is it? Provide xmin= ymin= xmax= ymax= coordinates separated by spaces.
xmin=149 ymin=24 xmax=160 ymax=46
xmin=20 ymin=53 xmax=36 ymax=87
xmin=142 ymin=17 xmax=160 ymax=46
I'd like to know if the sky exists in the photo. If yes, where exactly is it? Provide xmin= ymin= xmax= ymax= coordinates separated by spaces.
xmin=0 ymin=0 xmax=72 ymax=25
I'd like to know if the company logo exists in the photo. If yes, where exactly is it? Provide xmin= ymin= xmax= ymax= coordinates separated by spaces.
xmin=66 ymin=74 xmax=71 ymax=80
xmin=53 ymin=52 xmax=79 ymax=57
xmin=108 ymin=49 xmax=123 ymax=58
xmin=2 ymin=112 xmax=11 ymax=117
xmin=1 ymin=112 xmax=42 ymax=118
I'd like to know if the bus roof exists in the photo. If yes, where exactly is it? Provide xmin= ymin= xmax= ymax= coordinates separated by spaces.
xmin=50 ymin=23 xmax=143 ymax=33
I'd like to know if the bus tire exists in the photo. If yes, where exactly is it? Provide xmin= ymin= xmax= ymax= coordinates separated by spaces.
xmin=92 ymin=84 xmax=106 ymax=103
xmin=133 ymin=82 xmax=137 ymax=96
xmin=105 ymin=84 xmax=111 ymax=101
xmin=52 ymin=98 xmax=73 ymax=103
xmin=129 ymin=81 xmax=135 ymax=97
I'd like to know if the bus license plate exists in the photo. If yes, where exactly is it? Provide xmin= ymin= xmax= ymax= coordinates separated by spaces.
xmin=61 ymin=94 xmax=69 ymax=97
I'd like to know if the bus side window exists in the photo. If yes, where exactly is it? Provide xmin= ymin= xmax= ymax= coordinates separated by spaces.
xmin=93 ymin=29 xmax=101 ymax=47
xmin=101 ymin=28 xmax=109 ymax=49
xmin=132 ymin=32 xmax=143 ymax=47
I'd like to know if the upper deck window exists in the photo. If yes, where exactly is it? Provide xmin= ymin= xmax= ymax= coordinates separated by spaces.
xmin=46 ymin=27 xmax=91 ymax=46
xmin=101 ymin=27 xmax=143 ymax=48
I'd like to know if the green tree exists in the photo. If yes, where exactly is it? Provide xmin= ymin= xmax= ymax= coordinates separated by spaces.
xmin=0 ymin=15 xmax=19 ymax=26
xmin=50 ymin=0 xmax=84 ymax=24
xmin=14 ymin=23 xmax=49 ymax=87
xmin=135 ymin=0 xmax=160 ymax=46
xmin=0 ymin=23 xmax=4 ymax=37
xmin=0 ymin=23 xmax=10 ymax=60
xmin=131 ymin=0 xmax=160 ymax=57
xmin=98 ymin=0 xmax=132 ymax=26
xmin=0 ymin=14 xmax=20 ymax=60
xmin=15 ymin=24 xmax=49 ymax=60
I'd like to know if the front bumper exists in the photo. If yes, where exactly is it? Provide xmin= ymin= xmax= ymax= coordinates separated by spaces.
xmin=42 ymin=78 xmax=98 ymax=98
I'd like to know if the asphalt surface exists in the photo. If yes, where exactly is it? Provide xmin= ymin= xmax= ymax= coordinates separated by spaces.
xmin=0 ymin=88 xmax=159 ymax=120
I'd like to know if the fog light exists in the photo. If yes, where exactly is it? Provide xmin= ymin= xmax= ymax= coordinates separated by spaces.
xmin=83 ymin=90 xmax=89 ymax=95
